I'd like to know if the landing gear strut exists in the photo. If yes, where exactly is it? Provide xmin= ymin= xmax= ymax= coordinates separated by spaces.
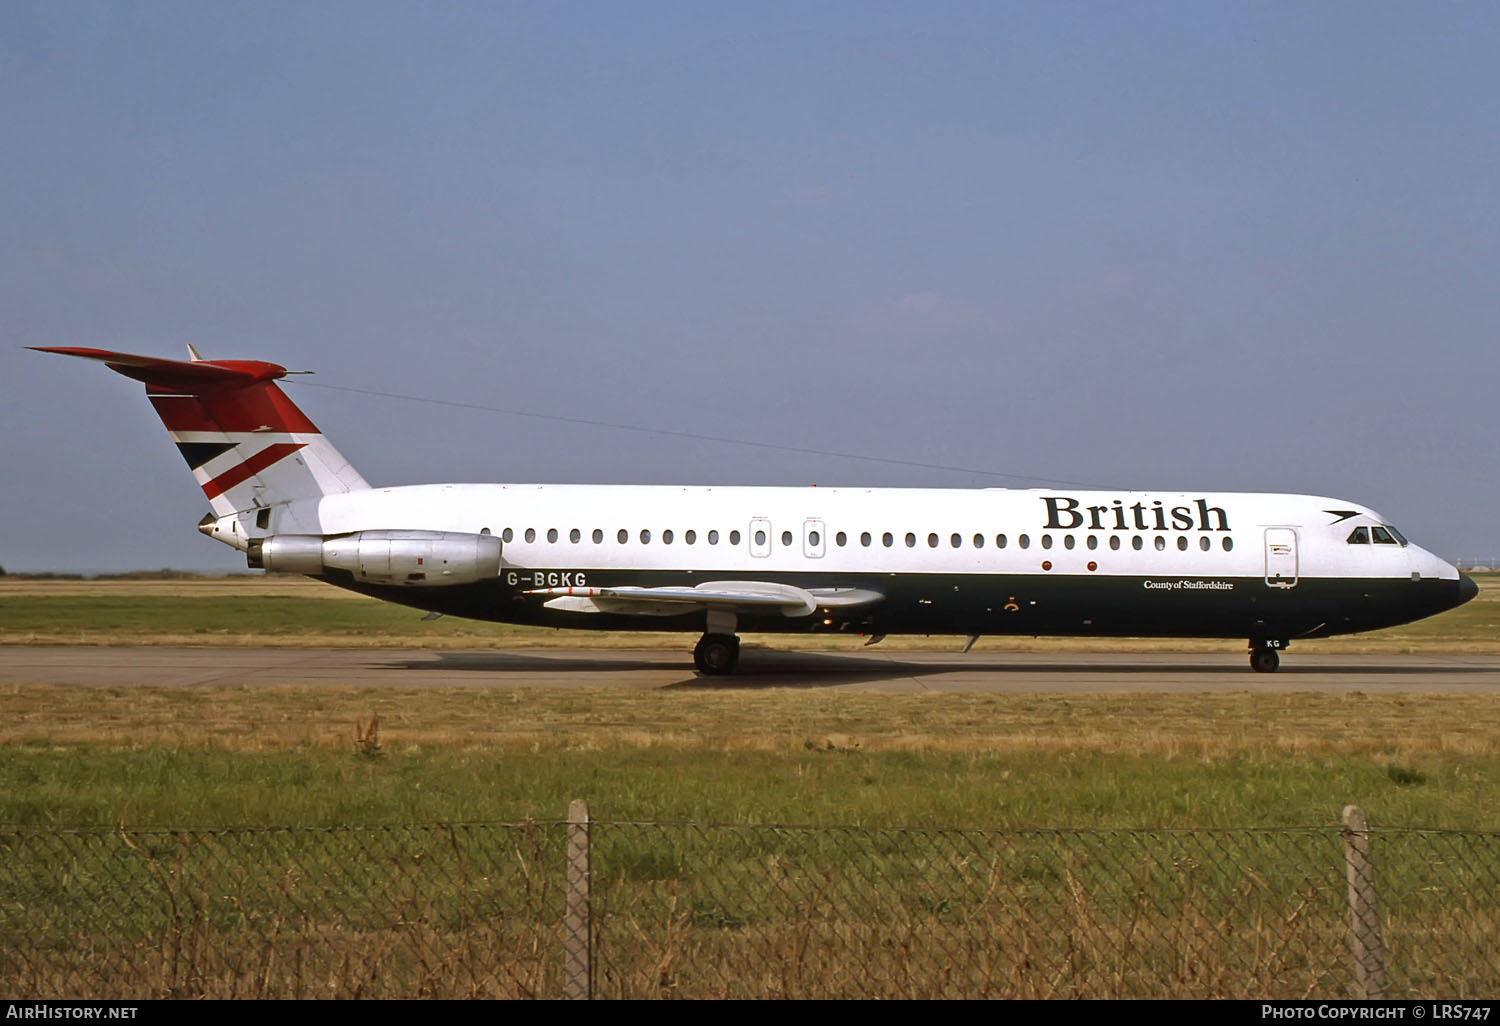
xmin=694 ymin=633 xmax=740 ymax=675
xmin=1249 ymin=640 xmax=1287 ymax=674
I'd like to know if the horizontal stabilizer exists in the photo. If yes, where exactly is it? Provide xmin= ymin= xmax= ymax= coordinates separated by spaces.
xmin=29 ymin=347 xmax=290 ymax=392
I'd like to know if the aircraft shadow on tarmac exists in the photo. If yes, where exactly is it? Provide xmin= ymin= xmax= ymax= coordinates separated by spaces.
xmin=380 ymin=648 xmax=1493 ymax=691
xmin=386 ymin=648 xmax=923 ymax=689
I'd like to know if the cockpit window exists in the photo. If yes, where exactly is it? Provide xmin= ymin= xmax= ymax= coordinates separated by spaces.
xmin=1347 ymin=527 xmax=1370 ymax=544
xmin=1371 ymin=526 xmax=1398 ymax=545
xmin=1385 ymin=525 xmax=1409 ymax=547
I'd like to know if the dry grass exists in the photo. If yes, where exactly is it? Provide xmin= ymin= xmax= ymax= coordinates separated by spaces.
xmin=0 ymin=575 xmax=359 ymax=599
xmin=2 ymin=684 xmax=1496 ymax=763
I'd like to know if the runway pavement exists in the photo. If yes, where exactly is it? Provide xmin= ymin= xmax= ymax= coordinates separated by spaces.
xmin=3 ymin=646 xmax=1499 ymax=692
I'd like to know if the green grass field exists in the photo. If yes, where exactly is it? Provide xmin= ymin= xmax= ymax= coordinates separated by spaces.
xmin=0 ymin=574 xmax=1496 ymax=830
xmin=2 ymin=685 xmax=1497 ymax=830
xmin=2 ymin=576 xmax=1497 ymax=998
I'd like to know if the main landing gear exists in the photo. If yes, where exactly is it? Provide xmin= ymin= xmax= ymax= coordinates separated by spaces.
xmin=694 ymin=609 xmax=741 ymax=676
xmin=694 ymin=633 xmax=740 ymax=675
xmin=1249 ymin=639 xmax=1288 ymax=674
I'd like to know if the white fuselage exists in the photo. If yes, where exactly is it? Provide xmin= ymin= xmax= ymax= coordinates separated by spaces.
xmin=237 ymin=483 xmax=1455 ymax=584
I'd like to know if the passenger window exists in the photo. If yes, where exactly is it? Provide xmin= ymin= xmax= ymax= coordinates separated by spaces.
xmin=836 ymin=531 xmax=847 ymax=546
xmin=708 ymin=530 xmax=719 ymax=545
xmin=883 ymin=533 xmax=894 ymax=547
xmin=1086 ymin=536 xmax=1097 ymax=550
xmin=1018 ymin=534 xmax=1030 ymax=549
xmin=593 ymin=529 xmax=603 ymax=544
xmin=502 ymin=528 xmax=514 ymax=543
xmin=905 ymin=533 xmax=916 ymax=548
xmin=997 ymin=534 xmax=1007 ymax=548
xmin=1347 ymin=527 xmax=1370 ymax=544
xmin=1132 ymin=536 xmax=1143 ymax=551
xmin=617 ymin=529 xmax=628 ymax=544
xmin=1177 ymin=536 xmax=1188 ymax=551
xmin=569 ymin=529 xmax=581 ymax=543
xmin=1372 ymin=526 xmax=1397 ymax=545
xmin=1223 ymin=537 xmax=1234 ymax=552
xmin=782 ymin=531 xmax=793 ymax=547
xmin=640 ymin=529 xmax=651 ymax=544
xmin=1041 ymin=535 xmax=1053 ymax=550
xmin=1199 ymin=536 xmax=1210 ymax=552
xmin=1063 ymin=535 xmax=1076 ymax=550
xmin=951 ymin=533 xmax=962 ymax=548
xmin=861 ymin=532 xmax=872 ymax=547
xmin=663 ymin=530 xmax=674 ymax=545
xmin=1154 ymin=536 xmax=1166 ymax=551
xmin=809 ymin=530 xmax=821 ymax=547
xmin=730 ymin=530 xmax=741 ymax=545
xmin=973 ymin=534 xmax=984 ymax=549
xmin=928 ymin=533 xmax=939 ymax=548
xmin=685 ymin=530 xmax=696 ymax=544
xmin=755 ymin=530 xmax=767 ymax=546
xmin=525 ymin=528 xmax=536 ymax=543
xmin=1109 ymin=536 xmax=1120 ymax=551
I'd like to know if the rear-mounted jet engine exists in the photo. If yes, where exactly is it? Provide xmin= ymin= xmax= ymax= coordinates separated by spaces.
xmin=245 ymin=530 xmax=502 ymax=586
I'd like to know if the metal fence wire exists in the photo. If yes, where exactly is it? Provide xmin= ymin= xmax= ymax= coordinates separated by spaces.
xmin=2 ymin=815 xmax=1497 ymax=999
xmin=2 ymin=822 xmax=568 ymax=999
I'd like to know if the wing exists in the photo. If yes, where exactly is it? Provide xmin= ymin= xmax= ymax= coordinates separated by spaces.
xmin=524 ymin=580 xmax=884 ymax=618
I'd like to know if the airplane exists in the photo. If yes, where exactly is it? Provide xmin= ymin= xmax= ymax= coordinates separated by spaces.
xmin=32 ymin=346 xmax=1479 ymax=675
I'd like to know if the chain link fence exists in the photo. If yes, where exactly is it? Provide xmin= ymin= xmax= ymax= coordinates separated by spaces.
xmin=2 ymin=809 xmax=1497 ymax=999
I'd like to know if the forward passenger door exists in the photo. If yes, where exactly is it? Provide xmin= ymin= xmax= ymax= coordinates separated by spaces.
xmin=1264 ymin=528 xmax=1299 ymax=588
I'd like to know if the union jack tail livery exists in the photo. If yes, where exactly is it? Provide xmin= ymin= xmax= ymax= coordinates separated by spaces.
xmin=30 ymin=346 xmax=368 ymax=520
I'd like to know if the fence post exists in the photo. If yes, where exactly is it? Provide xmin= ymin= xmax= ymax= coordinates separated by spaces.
xmin=1342 ymin=805 xmax=1387 ymax=999
xmin=565 ymin=798 xmax=592 ymax=1000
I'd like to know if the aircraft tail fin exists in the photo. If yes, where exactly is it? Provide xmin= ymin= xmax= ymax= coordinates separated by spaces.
xmin=31 ymin=346 xmax=369 ymax=517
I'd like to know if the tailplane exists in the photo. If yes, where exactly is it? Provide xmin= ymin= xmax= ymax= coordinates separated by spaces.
xmin=31 ymin=347 xmax=368 ymax=518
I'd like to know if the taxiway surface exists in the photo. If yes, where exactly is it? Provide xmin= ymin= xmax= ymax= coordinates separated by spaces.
xmin=3 ymin=646 xmax=1498 ymax=692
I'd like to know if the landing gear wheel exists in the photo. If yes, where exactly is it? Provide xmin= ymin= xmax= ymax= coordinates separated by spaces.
xmin=694 ymin=633 xmax=740 ymax=675
xmin=1250 ymin=648 xmax=1280 ymax=674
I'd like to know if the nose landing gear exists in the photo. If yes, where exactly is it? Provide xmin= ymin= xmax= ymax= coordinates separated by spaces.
xmin=1249 ymin=639 xmax=1288 ymax=673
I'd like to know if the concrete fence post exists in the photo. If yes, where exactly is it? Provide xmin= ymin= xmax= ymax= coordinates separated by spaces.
xmin=1342 ymin=804 xmax=1387 ymax=999
xmin=565 ymin=798 xmax=592 ymax=999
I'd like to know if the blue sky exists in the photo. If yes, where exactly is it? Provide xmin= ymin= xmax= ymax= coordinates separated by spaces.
xmin=4 ymin=2 xmax=1498 ymax=571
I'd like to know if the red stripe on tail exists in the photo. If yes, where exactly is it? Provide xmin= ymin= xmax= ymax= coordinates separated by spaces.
xmin=201 ymin=443 xmax=308 ymax=499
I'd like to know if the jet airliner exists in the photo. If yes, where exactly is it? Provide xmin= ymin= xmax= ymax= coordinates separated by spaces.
xmin=33 ymin=347 xmax=1478 ymax=674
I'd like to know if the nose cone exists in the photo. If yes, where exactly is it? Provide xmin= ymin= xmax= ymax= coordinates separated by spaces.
xmin=1458 ymin=573 xmax=1480 ymax=605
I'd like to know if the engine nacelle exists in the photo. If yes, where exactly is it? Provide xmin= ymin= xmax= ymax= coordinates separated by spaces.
xmin=249 ymin=530 xmax=502 ymax=586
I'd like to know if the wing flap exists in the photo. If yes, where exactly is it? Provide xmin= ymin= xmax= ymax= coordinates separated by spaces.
xmin=527 ymin=581 xmax=884 ymax=618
